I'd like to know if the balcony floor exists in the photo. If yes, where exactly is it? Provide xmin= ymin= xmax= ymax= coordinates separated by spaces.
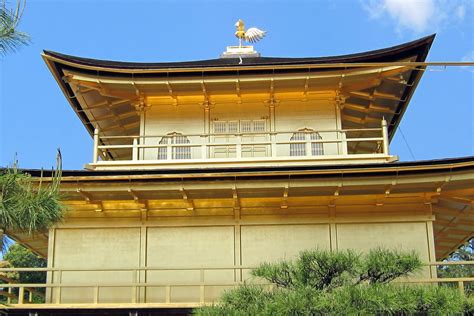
xmin=86 ymin=154 xmax=398 ymax=171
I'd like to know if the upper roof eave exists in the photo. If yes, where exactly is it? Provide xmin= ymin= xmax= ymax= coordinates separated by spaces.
xmin=42 ymin=34 xmax=435 ymax=74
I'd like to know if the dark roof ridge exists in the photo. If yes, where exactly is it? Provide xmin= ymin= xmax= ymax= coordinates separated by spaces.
xmin=43 ymin=34 xmax=436 ymax=70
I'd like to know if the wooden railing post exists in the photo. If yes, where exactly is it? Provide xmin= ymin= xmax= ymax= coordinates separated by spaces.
xmin=55 ymin=286 xmax=61 ymax=304
xmin=270 ymin=133 xmax=277 ymax=157
xmin=93 ymin=127 xmax=99 ymax=163
xmin=341 ymin=131 xmax=348 ymax=155
xmin=7 ymin=287 xmax=12 ymax=304
xmin=236 ymin=135 xmax=242 ymax=158
xmin=381 ymin=118 xmax=389 ymax=155
xmin=305 ymin=133 xmax=312 ymax=157
xmin=200 ymin=268 xmax=205 ymax=304
xmin=93 ymin=286 xmax=99 ymax=304
xmin=165 ymin=285 xmax=171 ymax=303
xmin=131 ymin=268 xmax=138 ymax=303
xmin=56 ymin=270 xmax=62 ymax=304
xmin=132 ymin=137 xmax=138 ymax=161
xmin=458 ymin=281 xmax=465 ymax=296
xmin=167 ymin=144 xmax=172 ymax=160
xmin=18 ymin=287 xmax=24 ymax=304
xmin=201 ymin=136 xmax=208 ymax=159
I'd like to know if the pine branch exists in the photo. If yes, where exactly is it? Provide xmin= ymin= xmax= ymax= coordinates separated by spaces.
xmin=0 ymin=0 xmax=30 ymax=55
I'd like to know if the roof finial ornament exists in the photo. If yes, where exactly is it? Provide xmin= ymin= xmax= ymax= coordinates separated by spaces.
xmin=234 ymin=19 xmax=266 ymax=48
xmin=221 ymin=19 xmax=265 ymax=59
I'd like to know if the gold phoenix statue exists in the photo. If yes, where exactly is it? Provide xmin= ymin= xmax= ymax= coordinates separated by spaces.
xmin=235 ymin=19 xmax=266 ymax=47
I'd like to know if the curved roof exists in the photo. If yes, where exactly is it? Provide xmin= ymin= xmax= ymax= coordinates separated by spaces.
xmin=44 ymin=34 xmax=435 ymax=71
xmin=43 ymin=35 xmax=435 ymax=160
xmin=43 ymin=35 xmax=435 ymax=71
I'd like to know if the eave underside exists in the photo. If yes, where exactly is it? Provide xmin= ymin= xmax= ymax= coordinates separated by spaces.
xmin=9 ymin=157 xmax=473 ymax=261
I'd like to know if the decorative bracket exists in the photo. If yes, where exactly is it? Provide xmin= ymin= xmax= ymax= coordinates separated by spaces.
xmin=132 ymin=96 xmax=150 ymax=112
xmin=335 ymin=91 xmax=346 ymax=109
xmin=200 ymin=97 xmax=215 ymax=110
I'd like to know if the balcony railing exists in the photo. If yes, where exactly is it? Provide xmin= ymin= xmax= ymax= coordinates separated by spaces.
xmin=0 ymin=261 xmax=472 ymax=307
xmin=89 ymin=119 xmax=392 ymax=168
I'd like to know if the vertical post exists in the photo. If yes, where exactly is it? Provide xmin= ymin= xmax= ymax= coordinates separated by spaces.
xmin=458 ymin=281 xmax=465 ymax=296
xmin=28 ymin=290 xmax=33 ymax=303
xmin=200 ymin=269 xmax=205 ymax=304
xmin=167 ymin=144 xmax=172 ymax=160
xmin=18 ymin=287 xmax=24 ymax=304
xmin=55 ymin=270 xmax=62 ymax=304
xmin=55 ymin=287 xmax=61 ymax=304
xmin=269 ymin=104 xmax=277 ymax=157
xmin=341 ymin=131 xmax=348 ymax=155
xmin=132 ymin=137 xmax=138 ymax=161
xmin=93 ymin=127 xmax=99 ymax=163
xmin=93 ymin=286 xmax=99 ymax=304
xmin=270 ymin=133 xmax=277 ymax=158
xmin=236 ymin=135 xmax=242 ymax=158
xmin=201 ymin=142 xmax=207 ymax=159
xmin=7 ymin=287 xmax=12 ymax=304
xmin=203 ymin=102 xmax=211 ymax=160
xmin=131 ymin=286 xmax=137 ymax=303
xmin=56 ymin=286 xmax=61 ymax=304
xmin=305 ymin=133 xmax=312 ymax=157
xmin=381 ymin=118 xmax=389 ymax=155
xmin=139 ymin=110 xmax=146 ymax=161
xmin=46 ymin=228 xmax=56 ymax=303
xmin=335 ymin=96 xmax=346 ymax=155
xmin=131 ymin=268 xmax=137 ymax=303
xmin=165 ymin=285 xmax=171 ymax=303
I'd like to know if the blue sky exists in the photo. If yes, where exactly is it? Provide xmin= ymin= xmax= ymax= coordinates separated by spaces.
xmin=0 ymin=0 xmax=473 ymax=170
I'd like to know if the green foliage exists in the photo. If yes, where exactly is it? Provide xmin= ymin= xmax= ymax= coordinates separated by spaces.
xmin=438 ymin=238 xmax=473 ymax=295
xmin=197 ymin=248 xmax=470 ymax=315
xmin=0 ymin=0 xmax=30 ymax=55
xmin=198 ymin=284 xmax=468 ymax=316
xmin=0 ymin=155 xmax=65 ymax=252
xmin=252 ymin=261 xmax=296 ymax=288
xmin=1 ymin=244 xmax=46 ymax=304
xmin=297 ymin=249 xmax=360 ymax=290
xmin=3 ymin=243 xmax=46 ymax=284
xmin=360 ymin=248 xmax=422 ymax=284
xmin=252 ymin=249 xmax=360 ymax=290
xmin=465 ymin=295 xmax=474 ymax=314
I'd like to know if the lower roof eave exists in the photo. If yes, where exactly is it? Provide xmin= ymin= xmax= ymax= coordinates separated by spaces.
xmin=14 ymin=155 xmax=474 ymax=181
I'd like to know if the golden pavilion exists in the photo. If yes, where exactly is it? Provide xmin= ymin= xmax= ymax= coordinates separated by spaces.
xmin=1 ymin=31 xmax=473 ymax=315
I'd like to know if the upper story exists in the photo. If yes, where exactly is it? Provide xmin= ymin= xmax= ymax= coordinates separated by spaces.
xmin=43 ymin=35 xmax=435 ymax=170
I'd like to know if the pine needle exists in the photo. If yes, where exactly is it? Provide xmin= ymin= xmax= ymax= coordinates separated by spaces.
xmin=0 ymin=0 xmax=30 ymax=55
xmin=0 ymin=151 xmax=65 ymax=252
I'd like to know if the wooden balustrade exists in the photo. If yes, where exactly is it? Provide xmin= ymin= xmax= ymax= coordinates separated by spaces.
xmin=91 ymin=121 xmax=391 ymax=164
xmin=0 ymin=261 xmax=472 ymax=307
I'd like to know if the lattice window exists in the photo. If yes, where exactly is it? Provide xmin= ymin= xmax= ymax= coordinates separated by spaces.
xmin=290 ymin=131 xmax=306 ymax=156
xmin=212 ymin=120 xmax=268 ymax=158
xmin=158 ymin=133 xmax=191 ymax=160
xmin=213 ymin=121 xmax=227 ymax=134
xmin=253 ymin=120 xmax=266 ymax=132
xmin=290 ymin=129 xmax=324 ymax=157
xmin=311 ymin=132 xmax=324 ymax=156
xmin=240 ymin=120 xmax=252 ymax=133
xmin=228 ymin=121 xmax=239 ymax=133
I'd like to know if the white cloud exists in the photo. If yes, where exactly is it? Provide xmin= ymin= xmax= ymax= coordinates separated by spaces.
xmin=361 ymin=0 xmax=470 ymax=34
